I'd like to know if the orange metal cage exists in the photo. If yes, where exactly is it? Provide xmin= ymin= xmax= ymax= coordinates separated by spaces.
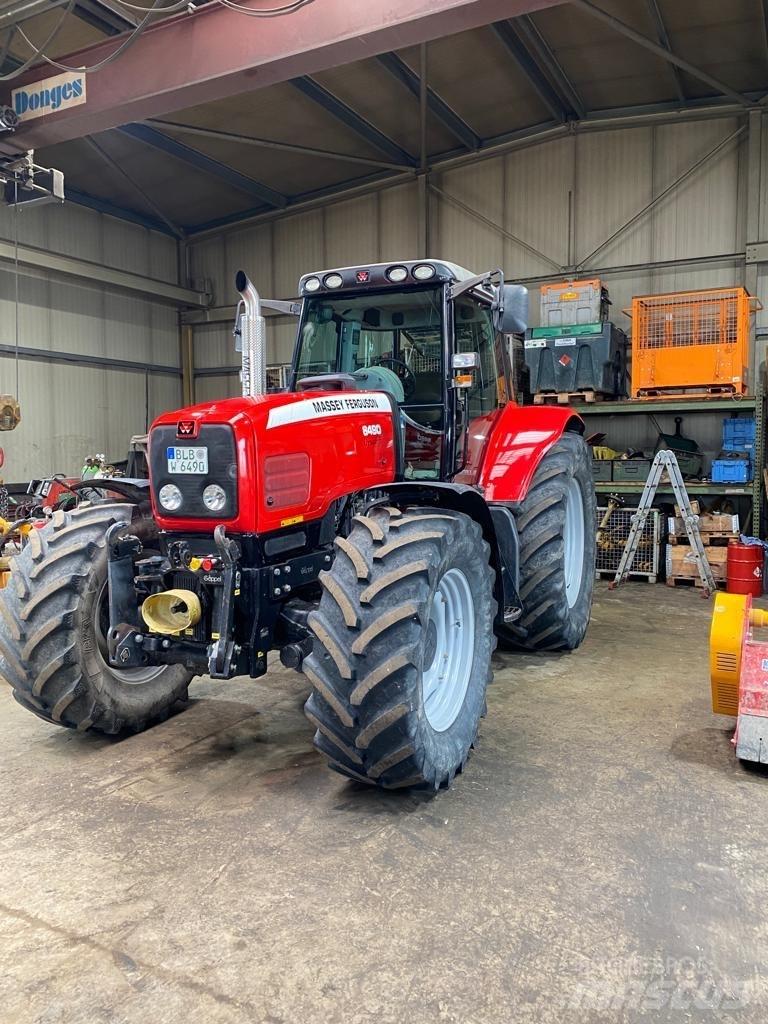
xmin=628 ymin=287 xmax=761 ymax=399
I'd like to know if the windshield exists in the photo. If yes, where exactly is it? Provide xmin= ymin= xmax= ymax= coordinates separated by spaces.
xmin=294 ymin=286 xmax=444 ymax=408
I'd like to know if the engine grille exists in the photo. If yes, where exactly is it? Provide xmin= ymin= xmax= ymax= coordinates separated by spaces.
xmin=149 ymin=424 xmax=238 ymax=519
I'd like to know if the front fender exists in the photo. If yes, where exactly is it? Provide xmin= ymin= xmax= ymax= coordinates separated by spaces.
xmin=475 ymin=404 xmax=584 ymax=502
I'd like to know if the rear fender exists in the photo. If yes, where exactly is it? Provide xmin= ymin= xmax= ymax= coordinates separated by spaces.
xmin=476 ymin=405 xmax=584 ymax=503
xmin=371 ymin=481 xmax=522 ymax=624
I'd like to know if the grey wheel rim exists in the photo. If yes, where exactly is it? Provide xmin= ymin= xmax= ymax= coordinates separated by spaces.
xmin=422 ymin=568 xmax=475 ymax=732
xmin=564 ymin=478 xmax=585 ymax=609
xmin=95 ymin=580 xmax=165 ymax=684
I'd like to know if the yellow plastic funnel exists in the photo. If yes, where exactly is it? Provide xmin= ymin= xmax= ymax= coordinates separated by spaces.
xmin=141 ymin=589 xmax=201 ymax=635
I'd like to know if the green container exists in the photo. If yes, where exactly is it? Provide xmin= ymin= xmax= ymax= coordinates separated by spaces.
xmin=592 ymin=460 xmax=613 ymax=482
xmin=612 ymin=459 xmax=652 ymax=482
xmin=666 ymin=450 xmax=703 ymax=479
xmin=530 ymin=322 xmax=604 ymax=339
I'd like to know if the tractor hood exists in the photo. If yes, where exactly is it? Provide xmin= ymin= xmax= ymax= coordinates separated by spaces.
xmin=149 ymin=391 xmax=398 ymax=534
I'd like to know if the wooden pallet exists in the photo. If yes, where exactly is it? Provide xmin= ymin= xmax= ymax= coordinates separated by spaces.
xmin=533 ymin=389 xmax=607 ymax=406
xmin=596 ymin=568 xmax=657 ymax=583
xmin=666 ymin=574 xmax=726 ymax=589
xmin=636 ymin=385 xmax=738 ymax=400
xmin=667 ymin=533 xmax=738 ymax=546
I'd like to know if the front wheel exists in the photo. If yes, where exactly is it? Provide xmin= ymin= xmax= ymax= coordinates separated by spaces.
xmin=0 ymin=502 xmax=193 ymax=733
xmin=500 ymin=431 xmax=596 ymax=651
xmin=303 ymin=506 xmax=496 ymax=790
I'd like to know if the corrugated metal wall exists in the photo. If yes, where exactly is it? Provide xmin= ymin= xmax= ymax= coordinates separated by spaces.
xmin=0 ymin=202 xmax=181 ymax=481
xmin=189 ymin=114 xmax=763 ymax=404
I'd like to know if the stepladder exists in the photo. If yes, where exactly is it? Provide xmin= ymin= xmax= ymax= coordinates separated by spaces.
xmin=609 ymin=450 xmax=716 ymax=594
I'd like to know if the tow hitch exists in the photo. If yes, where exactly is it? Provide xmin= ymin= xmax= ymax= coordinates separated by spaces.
xmin=105 ymin=521 xmax=238 ymax=677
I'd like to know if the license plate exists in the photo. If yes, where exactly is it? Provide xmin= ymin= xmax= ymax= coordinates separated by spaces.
xmin=166 ymin=446 xmax=208 ymax=474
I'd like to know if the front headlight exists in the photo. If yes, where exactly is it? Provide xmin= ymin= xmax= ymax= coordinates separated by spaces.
xmin=202 ymin=483 xmax=227 ymax=512
xmin=158 ymin=483 xmax=183 ymax=512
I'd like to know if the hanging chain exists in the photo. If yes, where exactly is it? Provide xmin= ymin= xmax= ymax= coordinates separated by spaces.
xmin=13 ymin=176 xmax=19 ymax=400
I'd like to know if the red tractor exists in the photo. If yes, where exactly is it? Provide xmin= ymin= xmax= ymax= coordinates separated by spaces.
xmin=0 ymin=261 xmax=595 ymax=790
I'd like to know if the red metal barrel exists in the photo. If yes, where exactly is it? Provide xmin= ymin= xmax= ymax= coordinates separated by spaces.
xmin=727 ymin=542 xmax=764 ymax=596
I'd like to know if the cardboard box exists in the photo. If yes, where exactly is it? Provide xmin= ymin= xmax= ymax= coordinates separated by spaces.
xmin=666 ymin=544 xmax=728 ymax=580
xmin=674 ymin=500 xmax=700 ymax=517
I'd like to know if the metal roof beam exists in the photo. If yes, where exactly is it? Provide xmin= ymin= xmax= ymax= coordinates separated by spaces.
xmin=513 ymin=14 xmax=585 ymax=119
xmin=117 ymin=122 xmax=287 ymax=209
xmin=291 ymin=77 xmax=416 ymax=167
xmin=491 ymin=20 xmax=568 ymax=122
xmin=0 ymin=0 xmax=69 ymax=29
xmin=73 ymin=0 xmax=135 ymax=36
xmin=0 ymin=0 xmax=557 ymax=150
xmin=187 ymin=96 xmax=759 ymax=239
xmin=148 ymin=119 xmax=414 ymax=172
xmin=644 ymin=0 xmax=686 ymax=104
xmin=376 ymin=51 xmax=480 ymax=151
xmin=85 ymin=136 xmax=185 ymax=238
xmin=66 ymin=187 xmax=182 ymax=237
xmin=0 ymin=235 xmax=208 ymax=306
xmin=571 ymin=0 xmax=757 ymax=108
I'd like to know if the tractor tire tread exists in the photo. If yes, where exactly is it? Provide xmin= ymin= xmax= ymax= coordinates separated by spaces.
xmin=303 ymin=506 xmax=496 ymax=789
xmin=0 ymin=503 xmax=192 ymax=734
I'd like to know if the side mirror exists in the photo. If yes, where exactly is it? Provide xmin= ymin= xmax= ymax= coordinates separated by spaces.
xmin=493 ymin=284 xmax=528 ymax=335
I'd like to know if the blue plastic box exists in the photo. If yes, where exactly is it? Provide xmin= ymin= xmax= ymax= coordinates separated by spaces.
xmin=722 ymin=417 xmax=756 ymax=453
xmin=711 ymin=458 xmax=752 ymax=484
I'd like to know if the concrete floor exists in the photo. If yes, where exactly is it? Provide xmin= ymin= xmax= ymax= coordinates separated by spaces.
xmin=2 ymin=582 xmax=768 ymax=1023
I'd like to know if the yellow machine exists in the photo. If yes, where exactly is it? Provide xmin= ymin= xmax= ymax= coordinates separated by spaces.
xmin=710 ymin=592 xmax=768 ymax=762
xmin=0 ymin=517 xmax=32 ymax=588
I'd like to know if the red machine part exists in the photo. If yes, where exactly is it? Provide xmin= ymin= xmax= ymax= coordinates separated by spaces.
xmin=150 ymin=392 xmax=397 ymax=534
xmin=150 ymin=392 xmax=580 ymax=534
xmin=456 ymin=403 xmax=581 ymax=501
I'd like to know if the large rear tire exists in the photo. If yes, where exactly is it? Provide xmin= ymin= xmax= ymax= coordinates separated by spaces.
xmin=500 ymin=431 xmax=596 ymax=651
xmin=0 ymin=502 xmax=193 ymax=733
xmin=303 ymin=506 xmax=496 ymax=790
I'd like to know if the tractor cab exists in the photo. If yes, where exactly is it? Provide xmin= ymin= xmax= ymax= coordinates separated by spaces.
xmin=288 ymin=261 xmax=528 ymax=480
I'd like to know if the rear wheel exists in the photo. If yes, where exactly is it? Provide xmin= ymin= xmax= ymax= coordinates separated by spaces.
xmin=0 ymin=502 xmax=193 ymax=733
xmin=303 ymin=506 xmax=495 ymax=790
xmin=500 ymin=431 xmax=595 ymax=651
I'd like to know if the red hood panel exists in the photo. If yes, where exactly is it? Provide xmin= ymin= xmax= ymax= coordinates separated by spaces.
xmin=150 ymin=391 xmax=397 ymax=534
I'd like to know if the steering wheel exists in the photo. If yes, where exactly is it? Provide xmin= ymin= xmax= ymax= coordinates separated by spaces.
xmin=374 ymin=357 xmax=416 ymax=401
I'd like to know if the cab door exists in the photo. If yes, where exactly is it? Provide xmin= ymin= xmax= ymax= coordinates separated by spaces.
xmin=453 ymin=291 xmax=511 ymax=485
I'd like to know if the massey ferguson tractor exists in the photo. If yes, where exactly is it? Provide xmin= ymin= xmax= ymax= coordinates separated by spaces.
xmin=0 ymin=260 xmax=595 ymax=790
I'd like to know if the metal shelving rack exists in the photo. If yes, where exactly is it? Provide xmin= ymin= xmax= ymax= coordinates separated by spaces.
xmin=577 ymin=377 xmax=766 ymax=535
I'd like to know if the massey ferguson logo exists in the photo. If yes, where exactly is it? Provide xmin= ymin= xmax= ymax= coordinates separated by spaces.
xmin=177 ymin=419 xmax=198 ymax=438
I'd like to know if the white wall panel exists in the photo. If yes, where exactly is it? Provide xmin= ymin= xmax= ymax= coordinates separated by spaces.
xmin=504 ymin=135 xmax=573 ymax=277
xmin=650 ymin=118 xmax=742 ymax=266
xmin=225 ymin=222 xmax=273 ymax=300
xmin=379 ymin=182 xmax=419 ymax=260
xmin=195 ymin=373 xmax=239 ymax=404
xmin=0 ymin=355 xmax=177 ymax=480
xmin=0 ymin=202 xmax=181 ymax=481
xmin=323 ymin=194 xmax=379 ymax=268
xmin=575 ymin=127 xmax=653 ymax=270
xmin=190 ymin=112 xmax=767 ymax=398
xmin=273 ymin=209 xmax=325 ymax=298
xmin=433 ymin=157 xmax=505 ymax=272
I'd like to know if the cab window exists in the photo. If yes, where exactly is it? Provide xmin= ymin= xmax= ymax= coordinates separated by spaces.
xmin=454 ymin=294 xmax=506 ymax=417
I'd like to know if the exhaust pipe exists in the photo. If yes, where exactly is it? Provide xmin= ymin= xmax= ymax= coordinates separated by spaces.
xmin=235 ymin=270 xmax=266 ymax=397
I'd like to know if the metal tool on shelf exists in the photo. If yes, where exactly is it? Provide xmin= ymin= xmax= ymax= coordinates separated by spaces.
xmin=609 ymin=450 xmax=716 ymax=594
